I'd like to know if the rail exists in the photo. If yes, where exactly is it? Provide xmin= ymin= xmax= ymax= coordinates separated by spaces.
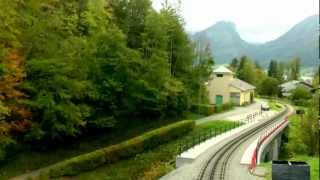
xmin=249 ymin=110 xmax=294 ymax=170
xmin=196 ymin=106 xmax=289 ymax=180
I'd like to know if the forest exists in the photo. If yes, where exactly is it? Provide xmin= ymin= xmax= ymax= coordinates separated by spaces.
xmin=0 ymin=0 xmax=215 ymax=155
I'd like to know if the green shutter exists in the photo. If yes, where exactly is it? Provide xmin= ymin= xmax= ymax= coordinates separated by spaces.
xmin=215 ymin=95 xmax=223 ymax=106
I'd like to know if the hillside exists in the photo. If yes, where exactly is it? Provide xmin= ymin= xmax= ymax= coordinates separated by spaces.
xmin=193 ymin=15 xmax=319 ymax=67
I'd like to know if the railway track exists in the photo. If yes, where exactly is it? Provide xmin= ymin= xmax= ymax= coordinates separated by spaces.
xmin=197 ymin=106 xmax=290 ymax=180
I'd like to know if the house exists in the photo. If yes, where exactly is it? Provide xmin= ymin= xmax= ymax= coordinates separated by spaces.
xmin=207 ymin=66 xmax=256 ymax=106
xmin=300 ymin=76 xmax=313 ymax=85
xmin=279 ymin=80 xmax=313 ymax=97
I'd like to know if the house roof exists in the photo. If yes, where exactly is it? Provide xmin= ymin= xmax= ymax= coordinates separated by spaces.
xmin=279 ymin=80 xmax=313 ymax=92
xmin=213 ymin=66 xmax=234 ymax=74
xmin=229 ymin=78 xmax=256 ymax=91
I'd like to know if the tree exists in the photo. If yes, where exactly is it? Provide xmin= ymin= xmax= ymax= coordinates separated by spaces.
xmin=290 ymin=57 xmax=301 ymax=80
xmin=286 ymin=94 xmax=319 ymax=156
xmin=229 ymin=58 xmax=239 ymax=72
xmin=0 ymin=0 xmax=210 ymax=142
xmin=268 ymin=60 xmax=285 ymax=82
xmin=22 ymin=0 xmax=113 ymax=140
xmin=236 ymin=56 xmax=256 ymax=84
xmin=290 ymin=87 xmax=311 ymax=105
xmin=268 ymin=60 xmax=278 ymax=78
xmin=109 ymin=0 xmax=152 ymax=49
xmin=0 ymin=0 xmax=32 ymax=133
xmin=259 ymin=77 xmax=280 ymax=96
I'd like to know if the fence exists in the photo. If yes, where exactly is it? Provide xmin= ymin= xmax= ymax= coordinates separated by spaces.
xmin=178 ymin=110 xmax=263 ymax=155
xmin=250 ymin=111 xmax=294 ymax=171
xmin=178 ymin=121 xmax=242 ymax=155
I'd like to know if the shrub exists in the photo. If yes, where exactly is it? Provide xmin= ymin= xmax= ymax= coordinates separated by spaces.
xmin=290 ymin=87 xmax=311 ymax=105
xmin=190 ymin=104 xmax=214 ymax=116
xmin=0 ymin=135 xmax=17 ymax=163
xmin=38 ymin=120 xmax=195 ymax=178
xmin=215 ymin=103 xmax=234 ymax=113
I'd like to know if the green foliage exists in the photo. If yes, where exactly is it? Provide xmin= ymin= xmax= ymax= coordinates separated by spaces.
xmin=229 ymin=58 xmax=239 ymax=72
xmin=286 ymin=95 xmax=319 ymax=156
xmin=0 ymin=135 xmax=17 ymax=163
xmin=0 ymin=0 xmax=211 ymax=153
xmin=190 ymin=104 xmax=215 ymax=116
xmin=0 ymin=101 xmax=9 ymax=121
xmin=290 ymin=87 xmax=311 ymax=105
xmin=236 ymin=56 xmax=256 ymax=85
xmin=215 ymin=103 xmax=234 ymax=113
xmin=37 ymin=120 xmax=195 ymax=178
xmin=71 ymin=120 xmax=236 ymax=179
xmin=258 ymin=77 xmax=280 ymax=96
xmin=289 ymin=57 xmax=301 ymax=80
xmin=268 ymin=60 xmax=284 ymax=82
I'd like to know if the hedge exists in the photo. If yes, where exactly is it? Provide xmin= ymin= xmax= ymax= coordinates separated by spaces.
xmin=215 ymin=103 xmax=234 ymax=113
xmin=37 ymin=120 xmax=195 ymax=178
xmin=190 ymin=104 xmax=215 ymax=115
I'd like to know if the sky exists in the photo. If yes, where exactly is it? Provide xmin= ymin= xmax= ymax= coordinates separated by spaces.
xmin=151 ymin=0 xmax=319 ymax=43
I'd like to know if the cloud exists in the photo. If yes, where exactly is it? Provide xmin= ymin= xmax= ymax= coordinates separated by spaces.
xmin=151 ymin=0 xmax=318 ymax=43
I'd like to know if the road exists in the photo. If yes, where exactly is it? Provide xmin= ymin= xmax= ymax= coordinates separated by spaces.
xmin=196 ymin=100 xmax=263 ymax=125
xmin=161 ymin=105 xmax=291 ymax=180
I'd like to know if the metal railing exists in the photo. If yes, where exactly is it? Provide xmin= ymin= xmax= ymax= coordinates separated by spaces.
xmin=178 ymin=110 xmax=264 ymax=155
xmin=178 ymin=122 xmax=241 ymax=155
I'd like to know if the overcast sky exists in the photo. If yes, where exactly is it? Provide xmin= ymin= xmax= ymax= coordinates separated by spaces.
xmin=152 ymin=0 xmax=319 ymax=43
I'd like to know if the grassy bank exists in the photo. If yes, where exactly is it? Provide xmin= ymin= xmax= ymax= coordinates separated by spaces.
xmin=268 ymin=100 xmax=284 ymax=111
xmin=65 ymin=120 xmax=238 ymax=179
xmin=0 ymin=118 xmax=181 ymax=179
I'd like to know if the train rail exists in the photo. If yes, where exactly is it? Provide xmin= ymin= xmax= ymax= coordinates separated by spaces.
xmin=197 ymin=106 xmax=290 ymax=180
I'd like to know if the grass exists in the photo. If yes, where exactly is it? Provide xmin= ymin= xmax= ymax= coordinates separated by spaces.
xmin=258 ymin=162 xmax=271 ymax=180
xmin=259 ymin=155 xmax=319 ymax=180
xmin=185 ymin=112 xmax=206 ymax=120
xmin=59 ymin=120 xmax=239 ymax=180
xmin=268 ymin=100 xmax=284 ymax=111
xmin=0 ymin=118 xmax=182 ymax=180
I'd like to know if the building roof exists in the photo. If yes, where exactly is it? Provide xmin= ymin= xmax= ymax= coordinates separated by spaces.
xmin=229 ymin=78 xmax=256 ymax=91
xmin=213 ymin=66 xmax=234 ymax=74
xmin=279 ymin=80 xmax=313 ymax=92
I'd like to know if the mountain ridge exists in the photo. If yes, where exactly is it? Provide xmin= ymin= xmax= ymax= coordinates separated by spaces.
xmin=193 ymin=15 xmax=319 ymax=67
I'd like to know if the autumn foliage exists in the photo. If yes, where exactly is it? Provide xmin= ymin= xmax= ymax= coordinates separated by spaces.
xmin=0 ymin=49 xmax=32 ymax=134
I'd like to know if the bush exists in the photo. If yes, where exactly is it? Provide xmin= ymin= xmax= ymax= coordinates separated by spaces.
xmin=0 ymin=136 xmax=17 ymax=163
xmin=258 ymin=77 xmax=280 ymax=96
xmin=38 ymin=120 xmax=195 ymax=178
xmin=215 ymin=103 xmax=234 ymax=113
xmin=290 ymin=87 xmax=311 ymax=105
xmin=190 ymin=104 xmax=214 ymax=116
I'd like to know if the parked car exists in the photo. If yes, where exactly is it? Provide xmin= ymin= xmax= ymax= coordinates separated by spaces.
xmin=261 ymin=103 xmax=270 ymax=111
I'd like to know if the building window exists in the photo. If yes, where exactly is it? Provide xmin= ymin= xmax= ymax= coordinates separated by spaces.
xmin=216 ymin=74 xmax=223 ymax=77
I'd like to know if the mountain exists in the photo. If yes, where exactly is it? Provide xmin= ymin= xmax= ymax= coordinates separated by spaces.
xmin=193 ymin=15 xmax=319 ymax=67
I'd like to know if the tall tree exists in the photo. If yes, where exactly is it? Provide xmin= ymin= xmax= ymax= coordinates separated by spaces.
xmin=290 ymin=57 xmax=301 ymax=80
xmin=229 ymin=58 xmax=239 ymax=72
xmin=236 ymin=56 xmax=256 ymax=84
xmin=0 ymin=0 xmax=32 ymax=133
xmin=268 ymin=60 xmax=284 ymax=82
xmin=268 ymin=60 xmax=278 ymax=78
xmin=109 ymin=0 xmax=152 ymax=49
